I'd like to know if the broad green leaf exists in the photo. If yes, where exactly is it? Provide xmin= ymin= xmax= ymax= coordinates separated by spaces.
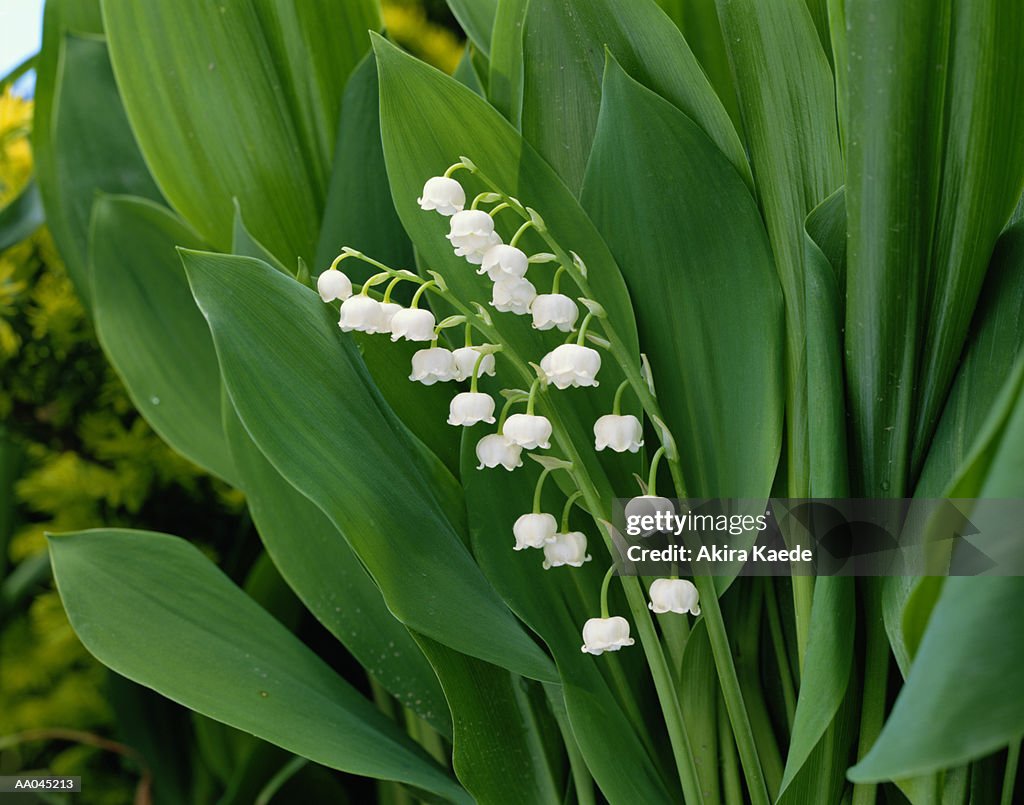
xmin=48 ymin=529 xmax=468 ymax=802
xmin=845 ymin=0 xmax=950 ymax=497
xmin=518 ymin=0 xmax=749 ymax=194
xmin=373 ymin=34 xmax=643 ymax=502
xmin=89 ymin=195 xmax=237 ymax=485
xmin=313 ymin=53 xmax=458 ymax=473
xmin=670 ymin=0 xmax=744 ymax=136
xmin=0 ymin=180 xmax=44 ymax=252
xmin=777 ymin=577 xmax=854 ymax=797
xmin=849 ymin=575 xmax=1024 ymax=781
xmin=33 ymin=29 xmax=161 ymax=308
xmin=222 ymin=404 xmax=451 ymax=738
xmin=101 ymin=0 xmax=380 ymax=262
xmin=460 ymin=441 xmax=678 ymax=803
xmin=884 ymin=224 xmax=1024 ymax=671
xmin=714 ymin=0 xmax=843 ymax=497
xmin=414 ymin=636 xmax=562 ymax=805
xmin=184 ymin=251 xmax=555 ymax=683
xmin=581 ymin=58 xmax=784 ymax=500
xmin=445 ymin=0 xmax=497 ymax=58
xmin=909 ymin=1 xmax=1024 ymax=478
xmin=233 ymin=201 xmax=289 ymax=276
xmin=487 ymin=0 xmax=528 ymax=125
xmin=678 ymin=621 xmax=720 ymax=803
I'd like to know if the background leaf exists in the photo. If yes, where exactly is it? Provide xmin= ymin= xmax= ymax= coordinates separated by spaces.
xmin=515 ymin=0 xmax=749 ymax=194
xmin=48 ymin=529 xmax=468 ymax=803
xmin=101 ymin=0 xmax=380 ymax=262
xmin=184 ymin=250 xmax=555 ymax=683
xmin=89 ymin=195 xmax=237 ymax=484
xmin=581 ymin=58 xmax=784 ymax=500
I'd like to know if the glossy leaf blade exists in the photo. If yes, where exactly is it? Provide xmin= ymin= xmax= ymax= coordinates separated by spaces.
xmin=581 ymin=59 xmax=784 ymax=499
xmin=518 ymin=0 xmax=749 ymax=194
xmin=183 ymin=251 xmax=555 ymax=683
xmin=101 ymin=0 xmax=379 ymax=261
xmin=223 ymin=404 xmax=451 ymax=738
xmin=33 ymin=30 xmax=162 ymax=308
xmin=48 ymin=529 xmax=468 ymax=801
xmin=445 ymin=0 xmax=497 ymax=58
xmin=0 ymin=180 xmax=44 ymax=252
xmin=90 ymin=196 xmax=237 ymax=484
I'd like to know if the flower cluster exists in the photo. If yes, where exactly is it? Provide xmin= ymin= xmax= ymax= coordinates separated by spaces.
xmin=319 ymin=159 xmax=701 ymax=659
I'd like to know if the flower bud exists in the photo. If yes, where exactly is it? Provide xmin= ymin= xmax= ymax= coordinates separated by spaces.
xmin=410 ymin=347 xmax=457 ymax=385
xmin=492 ymin=276 xmax=537 ymax=315
xmin=475 ymin=433 xmax=523 ymax=471
xmin=317 ymin=269 xmax=352 ymax=302
xmin=338 ymin=296 xmax=384 ymax=333
xmin=390 ymin=308 xmax=436 ymax=342
xmin=479 ymin=244 xmax=529 ymax=281
xmin=448 ymin=391 xmax=496 ymax=426
xmin=542 ymin=531 xmax=592 ymax=569
xmin=594 ymin=414 xmax=644 ymax=453
xmin=580 ymin=616 xmax=635 ymax=655
xmin=452 ymin=346 xmax=496 ymax=382
xmin=540 ymin=343 xmax=601 ymax=389
xmin=447 ymin=210 xmax=502 ymax=264
xmin=531 ymin=293 xmax=579 ymax=332
xmin=648 ymin=578 xmax=701 ymax=616
xmin=502 ymin=414 xmax=552 ymax=450
xmin=513 ymin=513 xmax=558 ymax=550
xmin=417 ymin=176 xmax=465 ymax=216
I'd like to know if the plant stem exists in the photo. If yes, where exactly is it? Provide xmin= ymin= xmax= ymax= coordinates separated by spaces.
xmin=852 ymin=588 xmax=889 ymax=805
xmin=719 ymin=694 xmax=745 ymax=805
xmin=765 ymin=578 xmax=797 ymax=729
xmin=1001 ymin=739 xmax=1021 ymax=805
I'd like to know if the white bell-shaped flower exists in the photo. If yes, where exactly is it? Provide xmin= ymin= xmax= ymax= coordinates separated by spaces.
xmin=448 ymin=392 xmax=496 ymax=426
xmin=542 ymin=531 xmax=592 ymax=569
xmin=317 ymin=270 xmax=352 ymax=302
xmin=417 ymin=176 xmax=465 ymax=216
xmin=410 ymin=347 xmax=457 ymax=385
xmin=580 ymin=616 xmax=635 ymax=655
xmin=540 ymin=344 xmax=601 ymax=389
xmin=502 ymin=414 xmax=552 ymax=450
xmin=475 ymin=433 xmax=523 ymax=471
xmin=648 ymin=578 xmax=701 ymax=616
xmin=376 ymin=302 xmax=403 ymax=334
xmin=624 ymin=495 xmax=676 ymax=538
xmin=479 ymin=244 xmax=529 ymax=281
xmin=531 ymin=293 xmax=579 ymax=332
xmin=513 ymin=513 xmax=558 ymax=550
xmin=390 ymin=308 xmax=436 ymax=342
xmin=594 ymin=414 xmax=644 ymax=453
xmin=447 ymin=210 xmax=502 ymax=264
xmin=492 ymin=276 xmax=537 ymax=315
xmin=452 ymin=346 xmax=496 ymax=382
xmin=338 ymin=296 xmax=384 ymax=333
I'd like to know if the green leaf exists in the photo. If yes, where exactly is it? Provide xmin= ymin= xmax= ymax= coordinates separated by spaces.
xmin=487 ymin=0 xmax=528 ymax=124
xmin=714 ymin=0 xmax=843 ymax=498
xmin=89 ymin=195 xmax=238 ymax=485
xmin=581 ymin=58 xmax=784 ymax=500
xmin=516 ymin=0 xmax=748 ymax=195
xmin=101 ymin=0 xmax=380 ymax=262
xmin=777 ymin=578 xmax=855 ymax=797
xmin=33 ymin=29 xmax=162 ymax=308
xmin=849 ymin=576 xmax=1024 ymax=781
xmin=183 ymin=250 xmax=556 ymax=683
xmin=445 ymin=0 xmax=497 ymax=58
xmin=413 ymin=636 xmax=563 ymax=805
xmin=222 ymin=404 xmax=451 ymax=738
xmin=909 ymin=0 xmax=1024 ymax=478
xmin=233 ymin=201 xmax=290 ymax=276
xmin=48 ymin=528 xmax=468 ymax=802
xmin=0 ymin=180 xmax=44 ymax=252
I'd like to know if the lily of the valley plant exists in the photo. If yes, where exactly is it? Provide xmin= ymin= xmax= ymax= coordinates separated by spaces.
xmin=24 ymin=0 xmax=1024 ymax=803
